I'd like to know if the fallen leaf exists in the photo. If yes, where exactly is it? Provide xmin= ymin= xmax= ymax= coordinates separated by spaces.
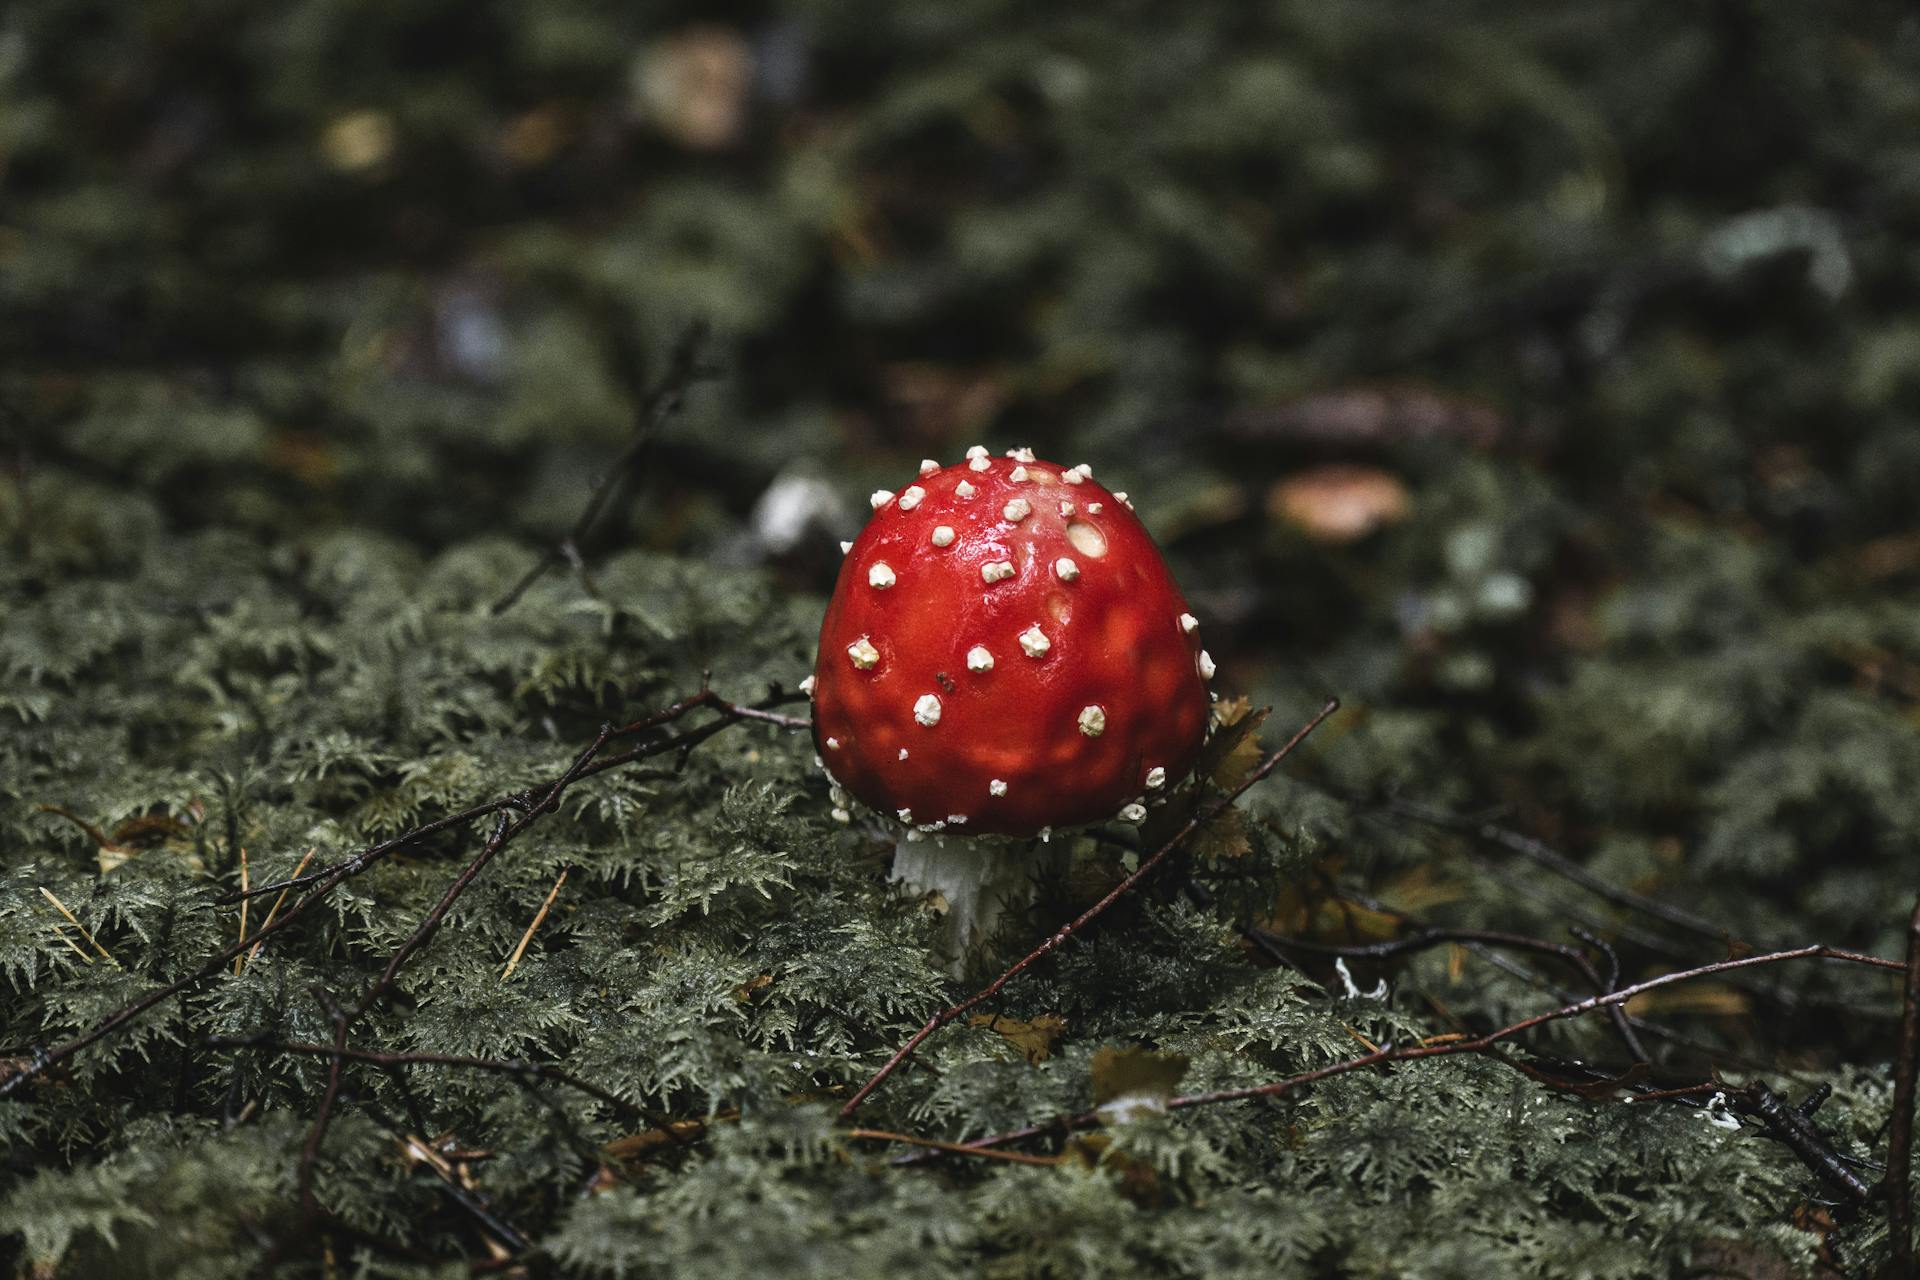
xmin=1268 ymin=465 xmax=1411 ymax=542
xmin=1196 ymin=699 xmax=1268 ymax=791
xmin=969 ymin=1012 xmax=1067 ymax=1063
xmin=1625 ymin=982 xmax=1752 ymax=1017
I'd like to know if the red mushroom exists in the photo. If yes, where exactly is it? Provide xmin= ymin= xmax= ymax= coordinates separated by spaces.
xmin=806 ymin=447 xmax=1214 ymax=965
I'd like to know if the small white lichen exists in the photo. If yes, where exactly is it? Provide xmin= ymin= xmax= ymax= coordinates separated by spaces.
xmin=989 ymin=779 xmax=1008 ymax=796
xmin=1078 ymin=705 xmax=1106 ymax=736
xmin=1145 ymin=766 xmax=1166 ymax=789
xmin=847 ymin=636 xmax=880 ymax=669
xmin=914 ymin=693 xmax=942 ymax=726
xmin=931 ymin=525 xmax=956 ymax=547
xmin=966 ymin=645 xmax=994 ymax=672
xmin=982 ymin=561 xmax=1015 ymax=584
xmin=1054 ymin=556 xmax=1079 ymax=581
xmin=868 ymin=562 xmax=896 ymax=589
xmin=870 ymin=489 xmax=895 ymax=510
xmin=897 ymin=486 xmax=925 ymax=511
xmin=1019 ymin=625 xmax=1050 ymax=657
xmin=1003 ymin=497 xmax=1032 ymax=522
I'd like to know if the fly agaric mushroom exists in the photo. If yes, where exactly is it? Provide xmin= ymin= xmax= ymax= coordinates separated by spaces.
xmin=807 ymin=448 xmax=1213 ymax=969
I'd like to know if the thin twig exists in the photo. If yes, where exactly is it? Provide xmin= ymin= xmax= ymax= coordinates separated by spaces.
xmin=1888 ymin=897 xmax=1920 ymax=1275
xmin=838 ymin=697 xmax=1340 ymax=1120
xmin=917 ymin=942 xmax=1902 ymax=1162
xmin=1257 ymin=925 xmax=1649 ymax=1063
xmin=242 ymin=848 xmax=314 ymax=970
xmin=0 ymin=687 xmax=805 ymax=1099
xmin=502 ymin=867 xmax=569 ymax=980
xmin=845 ymin=1128 xmax=1061 ymax=1166
xmin=491 ymin=322 xmax=712 ymax=616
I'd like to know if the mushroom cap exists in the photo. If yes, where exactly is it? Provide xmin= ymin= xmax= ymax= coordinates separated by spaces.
xmin=810 ymin=452 xmax=1211 ymax=837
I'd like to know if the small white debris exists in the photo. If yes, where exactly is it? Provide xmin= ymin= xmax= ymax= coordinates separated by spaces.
xmin=1146 ymin=766 xmax=1166 ymax=789
xmin=1038 ymin=826 xmax=1051 ymax=842
xmin=897 ymin=808 xmax=913 ymax=822
xmin=1077 ymin=705 xmax=1106 ymax=736
xmin=1198 ymin=650 xmax=1216 ymax=680
xmin=1010 ymin=466 xmax=1030 ymax=483
xmin=1059 ymin=501 xmax=1076 ymax=517
xmin=1054 ymin=556 xmax=1080 ymax=581
xmin=897 ymin=486 xmax=926 ymax=511
xmin=982 ymin=561 xmax=1016 ymax=584
xmin=1019 ymin=625 xmax=1051 ymax=657
xmin=913 ymin=693 xmax=942 ymax=726
xmin=1333 ymin=957 xmax=1389 ymax=1000
xmin=966 ymin=645 xmax=995 ymax=672
xmin=1087 ymin=502 xmax=1103 ymax=514
xmin=1003 ymin=497 xmax=1032 ymax=522
xmin=1179 ymin=612 xmax=1199 ymax=633
xmin=798 ymin=675 xmax=816 ymax=696
xmin=919 ymin=458 xmax=940 ymax=476
xmin=1114 ymin=491 xmax=1133 ymax=509
xmin=1119 ymin=802 xmax=1147 ymax=823
xmin=868 ymin=561 xmax=896 ymax=589
xmin=839 ymin=540 xmax=853 ymax=554
xmin=847 ymin=637 xmax=880 ymax=669
xmin=946 ymin=814 xmax=968 ymax=825
xmin=989 ymin=779 xmax=1008 ymax=797
xmin=1006 ymin=447 xmax=1037 ymax=463
xmin=870 ymin=489 xmax=895 ymax=509
xmin=831 ymin=807 xmax=851 ymax=823
xmin=1698 ymin=1092 xmax=1743 ymax=1131
xmin=899 ymin=748 xmax=909 ymax=760
xmin=931 ymin=525 xmax=956 ymax=547
xmin=825 ymin=737 xmax=841 ymax=749
xmin=955 ymin=480 xmax=978 ymax=499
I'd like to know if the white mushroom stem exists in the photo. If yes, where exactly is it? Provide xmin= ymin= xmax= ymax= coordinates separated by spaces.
xmin=889 ymin=836 xmax=1065 ymax=978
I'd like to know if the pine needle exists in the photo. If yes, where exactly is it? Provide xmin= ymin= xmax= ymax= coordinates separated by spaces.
xmin=502 ymin=867 xmax=569 ymax=980
xmin=233 ymin=846 xmax=250 ymax=975
xmin=39 ymin=887 xmax=117 ymax=966
xmin=243 ymin=847 xmax=314 ymax=971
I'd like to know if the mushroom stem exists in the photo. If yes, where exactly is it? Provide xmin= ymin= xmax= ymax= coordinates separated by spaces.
xmin=890 ymin=836 xmax=1065 ymax=978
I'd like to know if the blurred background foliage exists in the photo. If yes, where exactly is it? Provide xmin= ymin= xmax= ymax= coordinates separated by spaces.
xmin=4 ymin=0 xmax=1920 ymax=1275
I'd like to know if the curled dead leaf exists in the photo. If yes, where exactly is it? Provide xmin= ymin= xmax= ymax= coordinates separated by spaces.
xmin=1268 ymin=465 xmax=1411 ymax=542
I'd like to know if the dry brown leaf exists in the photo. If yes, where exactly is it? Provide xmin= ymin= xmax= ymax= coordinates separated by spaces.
xmin=1089 ymin=1045 xmax=1188 ymax=1110
xmin=969 ymin=1012 xmax=1067 ymax=1064
xmin=1268 ymin=465 xmax=1411 ymax=542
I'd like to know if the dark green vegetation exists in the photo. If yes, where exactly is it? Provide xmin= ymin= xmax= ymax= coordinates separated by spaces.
xmin=5 ymin=1 xmax=1920 ymax=1275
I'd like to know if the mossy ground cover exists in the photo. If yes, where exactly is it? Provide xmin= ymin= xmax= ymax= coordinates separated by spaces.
xmin=4 ymin=2 xmax=1920 ymax=1275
